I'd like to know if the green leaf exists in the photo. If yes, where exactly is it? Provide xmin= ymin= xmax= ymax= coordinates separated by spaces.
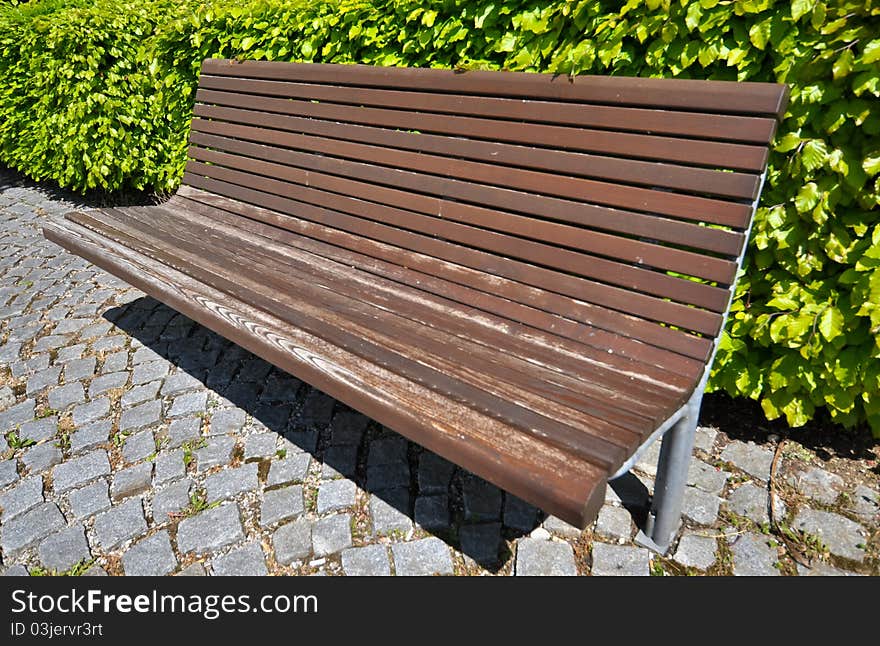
xmin=774 ymin=132 xmax=801 ymax=152
xmin=863 ymin=39 xmax=880 ymax=65
xmin=863 ymin=153 xmax=880 ymax=177
xmin=832 ymin=49 xmax=854 ymax=80
xmin=795 ymin=182 xmax=820 ymax=213
xmin=748 ymin=20 xmax=770 ymax=50
xmin=800 ymin=139 xmax=828 ymax=171
xmin=791 ymin=0 xmax=815 ymax=22
xmin=818 ymin=306 xmax=844 ymax=342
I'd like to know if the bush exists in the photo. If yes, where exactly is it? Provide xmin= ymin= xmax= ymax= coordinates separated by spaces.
xmin=1 ymin=0 xmax=878 ymax=433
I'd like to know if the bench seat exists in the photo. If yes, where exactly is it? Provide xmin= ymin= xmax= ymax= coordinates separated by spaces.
xmin=44 ymin=59 xmax=788 ymax=545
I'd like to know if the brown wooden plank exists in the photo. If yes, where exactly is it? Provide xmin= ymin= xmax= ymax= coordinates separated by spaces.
xmin=194 ymin=95 xmax=761 ymax=200
xmin=180 ymin=167 xmax=726 ymax=336
xmin=188 ymin=141 xmax=738 ymax=285
xmin=43 ymin=218 xmax=608 ymax=527
xmin=101 ymin=205 xmax=683 ymax=439
xmin=191 ymin=90 xmax=769 ymax=173
xmin=174 ymin=186 xmax=714 ymax=368
xmin=198 ymin=75 xmax=780 ymax=144
xmin=200 ymin=59 xmax=790 ymax=119
xmin=184 ymin=153 xmax=732 ymax=311
xmin=117 ymin=201 xmax=693 ymax=407
xmin=69 ymin=208 xmax=633 ymax=468
xmin=190 ymin=128 xmax=745 ymax=257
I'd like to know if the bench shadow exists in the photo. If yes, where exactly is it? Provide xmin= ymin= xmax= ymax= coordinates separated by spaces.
xmin=104 ymin=296 xmax=543 ymax=572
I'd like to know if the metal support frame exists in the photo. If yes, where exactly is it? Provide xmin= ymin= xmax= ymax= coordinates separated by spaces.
xmin=623 ymin=169 xmax=769 ymax=555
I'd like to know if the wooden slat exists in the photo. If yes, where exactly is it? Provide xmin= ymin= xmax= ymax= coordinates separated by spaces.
xmin=104 ymin=204 xmax=686 ymax=431
xmin=190 ymin=128 xmax=745 ymax=257
xmin=43 ymin=218 xmax=608 ymax=527
xmin=198 ymin=75 xmax=780 ymax=144
xmin=191 ymin=90 xmax=769 ymax=173
xmin=188 ymin=141 xmax=737 ymax=285
xmin=194 ymin=94 xmax=762 ymax=200
xmin=175 ymin=185 xmax=714 ymax=368
xmin=69 ymin=209 xmax=636 ymax=469
xmin=200 ymin=59 xmax=790 ymax=119
xmin=181 ymin=168 xmax=726 ymax=336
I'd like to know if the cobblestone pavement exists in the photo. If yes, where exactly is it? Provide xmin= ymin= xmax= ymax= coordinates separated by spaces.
xmin=1 ymin=168 xmax=878 ymax=576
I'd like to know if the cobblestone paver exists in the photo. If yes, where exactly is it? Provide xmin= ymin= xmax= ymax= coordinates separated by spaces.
xmin=0 ymin=168 xmax=878 ymax=576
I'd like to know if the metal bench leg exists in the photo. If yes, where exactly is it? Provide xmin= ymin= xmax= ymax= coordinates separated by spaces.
xmin=635 ymin=398 xmax=700 ymax=555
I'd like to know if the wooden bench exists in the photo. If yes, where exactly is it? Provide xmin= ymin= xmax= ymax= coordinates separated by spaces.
xmin=43 ymin=59 xmax=788 ymax=553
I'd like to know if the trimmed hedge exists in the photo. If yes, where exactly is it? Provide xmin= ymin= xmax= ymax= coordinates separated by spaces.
xmin=1 ymin=0 xmax=878 ymax=433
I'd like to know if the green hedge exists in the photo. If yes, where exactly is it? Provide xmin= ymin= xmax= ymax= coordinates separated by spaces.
xmin=1 ymin=0 xmax=878 ymax=434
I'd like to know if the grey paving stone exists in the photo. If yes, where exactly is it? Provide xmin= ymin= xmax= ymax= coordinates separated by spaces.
xmin=122 ymin=531 xmax=178 ymax=576
xmin=18 ymin=417 xmax=57 ymax=444
xmin=273 ymin=518 xmax=312 ymax=565
xmin=322 ymin=444 xmax=358 ymax=479
xmin=72 ymin=398 xmax=110 ymax=427
xmin=693 ymin=426 xmax=718 ymax=452
xmin=591 ymin=543 xmax=650 ymax=576
xmin=460 ymin=523 xmax=501 ymax=563
xmin=366 ymin=462 xmax=410 ymax=490
xmin=169 ymin=391 xmax=208 ymax=418
xmin=205 ymin=463 xmax=259 ymax=502
xmin=2 ymin=565 xmax=29 ymax=576
xmin=261 ymin=485 xmax=304 ymax=528
xmin=0 ymin=342 xmax=23 ymax=366
xmin=160 ymin=371 xmax=202 ymax=397
xmin=688 ymin=460 xmax=729 ymax=495
xmin=515 ymin=538 xmax=577 ymax=576
xmin=33 ymin=334 xmax=70 ymax=352
xmin=208 ymin=408 xmax=246 ymax=436
xmin=132 ymin=360 xmax=170 ymax=385
xmin=318 ymin=479 xmax=357 ymax=514
xmin=281 ymin=430 xmax=318 ymax=454
xmin=417 ymin=453 xmax=455 ymax=496
xmin=368 ymin=436 xmax=408 ymax=467
xmin=672 ymin=532 xmax=717 ymax=570
xmin=166 ymin=417 xmax=202 ymax=448
xmin=726 ymin=482 xmax=786 ymax=525
xmin=48 ymin=382 xmax=85 ymax=410
xmin=154 ymin=449 xmax=186 ymax=486
xmin=22 ymin=443 xmax=63 ymax=474
xmin=196 ymin=436 xmax=235 ymax=473
xmin=390 ymin=537 xmax=453 ymax=576
xmin=111 ymin=462 xmax=153 ymax=501
xmin=38 ymin=526 xmax=91 ymax=573
xmin=151 ymin=478 xmax=193 ymax=522
xmin=52 ymin=449 xmax=110 ymax=493
xmin=796 ymin=562 xmax=854 ymax=577
xmin=244 ymin=433 xmax=276 ymax=461
xmin=121 ymin=381 xmax=162 ymax=408
xmin=298 ymin=390 xmax=335 ymax=427
xmin=211 ymin=542 xmax=268 ymax=576
xmin=99 ymin=350 xmax=128 ymax=374
xmin=731 ymin=533 xmax=780 ymax=576
xmin=851 ymin=485 xmax=879 ymax=523
xmin=0 ymin=399 xmax=35 ymax=432
xmin=57 ymin=344 xmax=87 ymax=362
xmin=681 ymin=486 xmax=721 ymax=525
xmin=67 ymin=480 xmax=111 ymax=519
xmin=414 ymin=495 xmax=450 ymax=531
xmin=635 ymin=439 xmax=662 ymax=477
xmin=503 ymin=495 xmax=539 ymax=532
xmin=26 ymin=365 xmax=61 ymax=395
xmin=177 ymin=504 xmax=244 ymax=554
xmin=0 ymin=460 xmax=18 ymax=488
xmin=342 ymin=545 xmax=391 ymax=576
xmin=62 ymin=357 xmax=96 ymax=383
xmin=132 ymin=346 xmax=163 ymax=365
xmin=119 ymin=400 xmax=162 ymax=432
xmin=794 ymin=508 xmax=867 ymax=562
xmin=79 ymin=321 xmax=113 ymax=339
xmin=0 ymin=385 xmax=14 ymax=411
xmin=720 ymin=441 xmax=774 ymax=481
xmin=543 ymin=515 xmax=582 ymax=539
xmin=595 ymin=505 xmax=633 ymax=542
xmin=786 ymin=466 xmax=845 ymax=505
xmin=0 ymin=502 xmax=65 ymax=556
xmin=93 ymin=498 xmax=148 ymax=550
xmin=176 ymin=563 xmax=207 ymax=576
xmin=267 ymin=454 xmax=311 ymax=486
xmin=88 ymin=371 xmax=128 ymax=398
xmin=122 ymin=429 xmax=156 ymax=464
xmin=329 ymin=411 xmax=368 ymax=446
xmin=312 ymin=513 xmax=353 ymax=557
xmin=0 ymin=475 xmax=43 ymax=521
xmin=70 ymin=420 xmax=110 ymax=454
xmin=461 ymin=476 xmax=503 ymax=522
xmin=370 ymin=489 xmax=412 ymax=535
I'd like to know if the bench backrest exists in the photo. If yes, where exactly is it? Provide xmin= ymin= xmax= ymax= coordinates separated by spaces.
xmin=183 ymin=59 xmax=788 ymax=379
